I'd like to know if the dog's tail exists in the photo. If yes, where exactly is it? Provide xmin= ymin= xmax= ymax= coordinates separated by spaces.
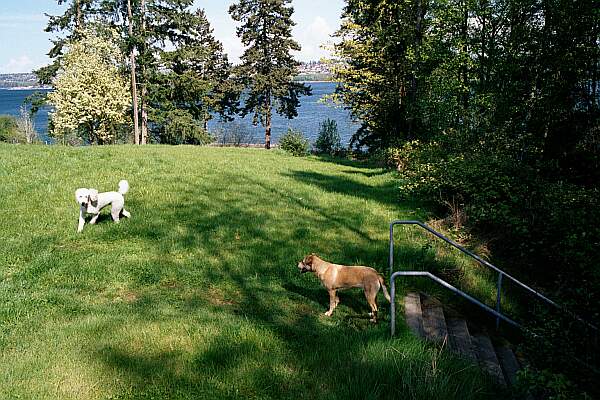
xmin=379 ymin=275 xmax=391 ymax=302
xmin=118 ymin=180 xmax=129 ymax=195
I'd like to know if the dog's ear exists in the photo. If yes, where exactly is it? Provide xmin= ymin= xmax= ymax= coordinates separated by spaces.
xmin=304 ymin=254 xmax=314 ymax=265
xmin=88 ymin=189 xmax=98 ymax=202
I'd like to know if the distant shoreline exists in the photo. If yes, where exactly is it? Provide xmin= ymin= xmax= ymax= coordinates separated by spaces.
xmin=0 ymin=87 xmax=51 ymax=91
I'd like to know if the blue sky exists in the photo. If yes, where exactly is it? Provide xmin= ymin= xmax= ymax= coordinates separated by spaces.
xmin=0 ymin=0 xmax=345 ymax=74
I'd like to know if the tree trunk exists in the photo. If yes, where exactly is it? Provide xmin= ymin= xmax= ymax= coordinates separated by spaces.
xmin=75 ymin=0 xmax=82 ymax=29
xmin=140 ymin=0 xmax=148 ymax=145
xmin=408 ymin=0 xmax=426 ymax=138
xmin=461 ymin=0 xmax=469 ymax=111
xmin=265 ymin=94 xmax=272 ymax=150
xmin=127 ymin=0 xmax=140 ymax=145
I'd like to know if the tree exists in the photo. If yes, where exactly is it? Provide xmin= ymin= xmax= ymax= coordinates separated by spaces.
xmin=126 ymin=0 xmax=141 ymax=144
xmin=230 ymin=0 xmax=311 ymax=149
xmin=0 ymin=115 xmax=18 ymax=142
xmin=47 ymin=27 xmax=131 ymax=144
xmin=36 ymin=0 xmax=98 ymax=85
xmin=330 ymin=0 xmax=425 ymax=150
xmin=148 ymin=8 xmax=239 ymax=143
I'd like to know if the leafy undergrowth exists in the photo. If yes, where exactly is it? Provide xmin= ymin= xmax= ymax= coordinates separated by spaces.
xmin=0 ymin=144 xmax=505 ymax=399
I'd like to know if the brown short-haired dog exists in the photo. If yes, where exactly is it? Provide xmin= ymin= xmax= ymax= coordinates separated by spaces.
xmin=298 ymin=254 xmax=391 ymax=322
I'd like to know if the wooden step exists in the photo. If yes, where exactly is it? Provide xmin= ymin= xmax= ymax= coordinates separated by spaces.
xmin=472 ymin=334 xmax=506 ymax=386
xmin=447 ymin=319 xmax=476 ymax=362
xmin=495 ymin=345 xmax=521 ymax=386
xmin=404 ymin=292 xmax=425 ymax=338
xmin=422 ymin=297 xmax=448 ymax=344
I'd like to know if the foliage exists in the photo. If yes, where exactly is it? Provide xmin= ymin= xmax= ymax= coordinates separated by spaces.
xmin=213 ymin=121 xmax=257 ymax=147
xmin=0 ymin=115 xmax=18 ymax=142
xmin=35 ymin=0 xmax=97 ymax=85
xmin=332 ymin=0 xmax=599 ymax=156
xmin=334 ymin=3 xmax=600 ymax=387
xmin=516 ymin=368 xmax=591 ymax=400
xmin=279 ymin=128 xmax=310 ymax=156
xmin=147 ymin=7 xmax=240 ymax=143
xmin=38 ymin=0 xmax=240 ymax=146
xmin=15 ymin=106 xmax=38 ymax=144
xmin=0 ymin=109 xmax=39 ymax=144
xmin=152 ymin=109 xmax=212 ymax=145
xmin=229 ymin=0 xmax=311 ymax=149
xmin=47 ymin=27 xmax=131 ymax=144
xmin=314 ymin=119 xmax=342 ymax=156
xmin=330 ymin=0 xmax=424 ymax=149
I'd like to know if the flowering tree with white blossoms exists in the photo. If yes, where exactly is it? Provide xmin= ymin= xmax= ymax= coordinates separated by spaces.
xmin=48 ymin=27 xmax=131 ymax=144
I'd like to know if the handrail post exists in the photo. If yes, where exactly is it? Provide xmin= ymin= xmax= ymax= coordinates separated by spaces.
xmin=496 ymin=272 xmax=503 ymax=330
xmin=389 ymin=222 xmax=395 ymax=275
xmin=390 ymin=273 xmax=397 ymax=336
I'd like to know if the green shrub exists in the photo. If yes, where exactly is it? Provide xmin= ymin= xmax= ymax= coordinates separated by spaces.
xmin=213 ymin=121 xmax=256 ymax=146
xmin=395 ymin=137 xmax=600 ymax=387
xmin=154 ymin=109 xmax=212 ymax=145
xmin=515 ymin=368 xmax=589 ymax=400
xmin=314 ymin=119 xmax=342 ymax=155
xmin=0 ymin=115 xmax=18 ymax=142
xmin=279 ymin=128 xmax=309 ymax=156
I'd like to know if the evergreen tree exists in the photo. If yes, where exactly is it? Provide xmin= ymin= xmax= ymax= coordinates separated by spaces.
xmin=35 ymin=0 xmax=99 ymax=85
xmin=100 ymin=0 xmax=238 ymax=144
xmin=149 ymin=8 xmax=239 ymax=143
xmin=230 ymin=0 xmax=311 ymax=149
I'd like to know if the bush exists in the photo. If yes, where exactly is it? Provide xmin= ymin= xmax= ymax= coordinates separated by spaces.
xmin=0 ymin=115 xmax=18 ymax=142
xmin=395 ymin=137 xmax=600 ymax=389
xmin=213 ymin=121 xmax=256 ymax=146
xmin=15 ymin=106 xmax=38 ymax=144
xmin=314 ymin=119 xmax=342 ymax=155
xmin=154 ymin=109 xmax=212 ymax=145
xmin=279 ymin=128 xmax=309 ymax=156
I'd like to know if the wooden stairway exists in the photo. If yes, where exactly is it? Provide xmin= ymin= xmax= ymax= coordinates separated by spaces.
xmin=404 ymin=292 xmax=522 ymax=387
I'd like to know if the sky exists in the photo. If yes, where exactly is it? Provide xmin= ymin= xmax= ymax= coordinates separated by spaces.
xmin=0 ymin=0 xmax=345 ymax=74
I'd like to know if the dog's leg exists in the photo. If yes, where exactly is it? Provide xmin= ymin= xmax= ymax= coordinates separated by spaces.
xmin=77 ymin=209 xmax=86 ymax=233
xmin=365 ymin=286 xmax=379 ymax=323
xmin=325 ymin=289 xmax=338 ymax=316
xmin=121 ymin=209 xmax=131 ymax=218
xmin=111 ymin=206 xmax=121 ymax=223
xmin=89 ymin=213 xmax=99 ymax=225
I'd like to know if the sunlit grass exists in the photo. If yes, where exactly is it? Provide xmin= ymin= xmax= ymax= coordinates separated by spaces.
xmin=0 ymin=143 xmax=505 ymax=399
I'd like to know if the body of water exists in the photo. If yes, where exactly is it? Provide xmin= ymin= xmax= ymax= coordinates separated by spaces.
xmin=0 ymin=88 xmax=52 ymax=141
xmin=0 ymin=82 xmax=358 ymax=145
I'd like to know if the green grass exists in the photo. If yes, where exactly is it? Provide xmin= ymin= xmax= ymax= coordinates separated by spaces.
xmin=0 ymin=144 xmax=505 ymax=399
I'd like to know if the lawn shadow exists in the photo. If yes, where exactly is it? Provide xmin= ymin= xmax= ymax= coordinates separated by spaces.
xmin=285 ymin=170 xmax=398 ymax=208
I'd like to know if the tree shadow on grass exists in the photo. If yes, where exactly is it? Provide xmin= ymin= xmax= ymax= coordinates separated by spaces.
xmin=312 ymin=155 xmax=381 ymax=170
xmin=285 ymin=170 xmax=399 ymax=208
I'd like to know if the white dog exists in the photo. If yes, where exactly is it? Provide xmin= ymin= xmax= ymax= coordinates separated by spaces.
xmin=75 ymin=180 xmax=130 ymax=232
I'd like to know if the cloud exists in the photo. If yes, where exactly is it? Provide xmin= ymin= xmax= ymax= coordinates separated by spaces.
xmin=1 ymin=55 xmax=35 ymax=74
xmin=294 ymin=16 xmax=336 ymax=62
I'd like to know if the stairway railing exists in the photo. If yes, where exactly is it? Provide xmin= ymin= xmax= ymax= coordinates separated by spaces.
xmin=388 ymin=220 xmax=598 ymax=334
xmin=390 ymin=271 xmax=520 ymax=336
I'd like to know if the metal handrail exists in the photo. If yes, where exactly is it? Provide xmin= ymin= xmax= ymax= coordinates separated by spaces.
xmin=389 ymin=220 xmax=598 ymax=332
xmin=390 ymin=271 xmax=521 ymax=336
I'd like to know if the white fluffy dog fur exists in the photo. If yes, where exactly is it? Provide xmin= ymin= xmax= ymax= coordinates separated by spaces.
xmin=75 ymin=180 xmax=130 ymax=232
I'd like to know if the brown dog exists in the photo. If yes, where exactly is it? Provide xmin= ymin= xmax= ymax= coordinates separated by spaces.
xmin=298 ymin=254 xmax=391 ymax=322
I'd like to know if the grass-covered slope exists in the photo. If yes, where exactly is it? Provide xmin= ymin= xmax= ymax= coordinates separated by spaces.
xmin=0 ymin=144 xmax=503 ymax=399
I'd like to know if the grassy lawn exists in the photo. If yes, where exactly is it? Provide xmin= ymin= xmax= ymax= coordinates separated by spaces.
xmin=0 ymin=144 xmax=505 ymax=399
